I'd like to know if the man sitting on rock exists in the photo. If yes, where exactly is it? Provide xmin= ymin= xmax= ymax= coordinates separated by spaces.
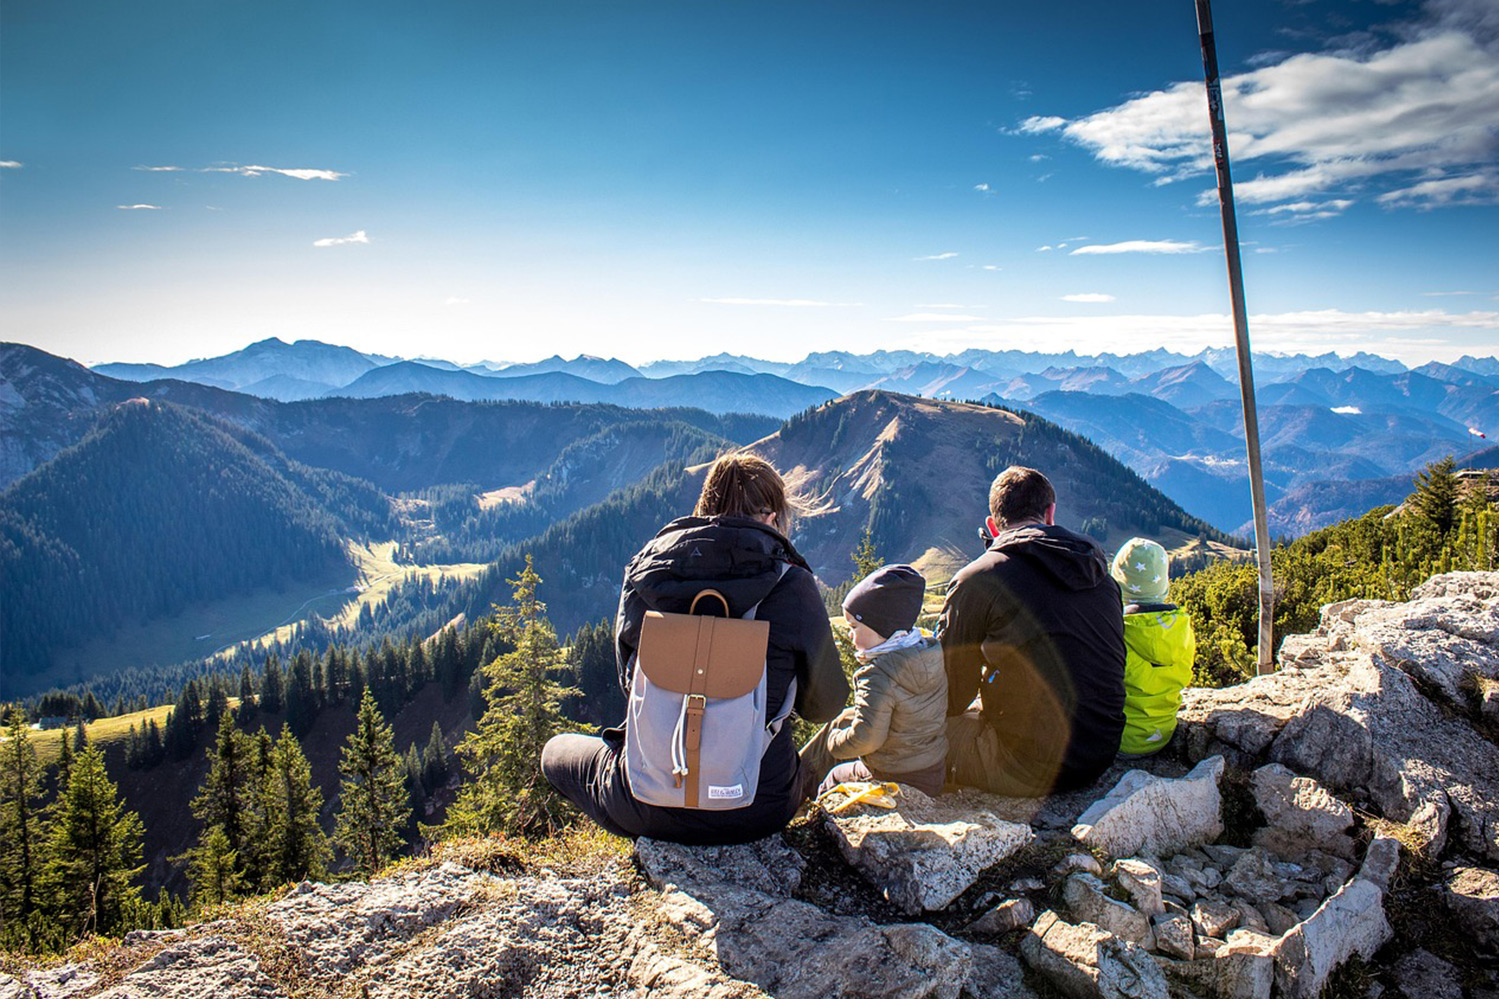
xmin=937 ymin=465 xmax=1126 ymax=796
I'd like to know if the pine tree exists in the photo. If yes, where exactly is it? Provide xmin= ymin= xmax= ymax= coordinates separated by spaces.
xmin=852 ymin=525 xmax=883 ymax=579
xmin=1412 ymin=456 xmax=1459 ymax=536
xmin=262 ymin=732 xmax=329 ymax=885
xmin=190 ymin=713 xmax=254 ymax=869
xmin=333 ymin=690 xmax=409 ymax=876
xmin=238 ymin=663 xmax=259 ymax=716
xmin=421 ymin=722 xmax=448 ymax=793
xmin=0 ymin=709 xmax=49 ymax=949
xmin=185 ymin=827 xmax=243 ymax=909
xmin=44 ymin=747 xmax=145 ymax=939
xmin=72 ymin=717 xmax=88 ymax=752
xmin=239 ymin=726 xmax=276 ymax=890
xmin=56 ymin=729 xmax=73 ymax=790
xmin=261 ymin=654 xmax=286 ymax=715
xmin=445 ymin=556 xmax=582 ymax=837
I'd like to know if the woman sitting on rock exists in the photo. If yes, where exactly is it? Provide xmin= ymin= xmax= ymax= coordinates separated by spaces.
xmin=541 ymin=453 xmax=849 ymax=845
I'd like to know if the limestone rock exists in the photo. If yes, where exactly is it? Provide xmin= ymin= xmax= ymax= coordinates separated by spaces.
xmin=90 ymin=938 xmax=285 ymax=999
xmin=823 ymin=784 xmax=1033 ymax=913
xmin=1071 ymin=757 xmax=1225 ymax=859
xmin=1054 ymin=853 xmax=1105 ymax=878
xmin=1020 ymin=910 xmax=1170 ymax=999
xmin=1358 ymin=836 xmax=1402 ymax=891
xmin=1151 ymin=913 xmax=1194 ymax=960
xmin=1062 ymin=873 xmax=1154 ymax=948
xmin=264 ymin=862 xmax=486 ymax=975
xmin=636 ymin=835 xmax=805 ymax=896
xmin=1249 ymin=764 xmax=1356 ymax=860
xmin=1222 ymin=848 xmax=1293 ymax=905
xmin=968 ymin=943 xmax=1041 ymax=999
xmin=1190 ymin=898 xmax=1240 ymax=940
xmin=1159 ymin=932 xmax=1275 ymax=999
xmin=1392 ymin=949 xmax=1463 ymax=999
xmin=1440 ymin=866 xmax=1499 ymax=954
xmin=1112 ymin=858 xmax=1164 ymax=917
xmin=1178 ymin=572 xmax=1499 ymax=863
xmin=1257 ymin=901 xmax=1300 ymax=936
xmin=652 ymin=882 xmax=974 ymax=999
xmin=1270 ymin=878 xmax=1392 ymax=999
xmin=967 ymin=897 xmax=1036 ymax=936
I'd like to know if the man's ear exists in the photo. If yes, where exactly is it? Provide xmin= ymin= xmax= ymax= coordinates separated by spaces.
xmin=1044 ymin=503 xmax=1056 ymax=526
xmin=985 ymin=515 xmax=1001 ymax=538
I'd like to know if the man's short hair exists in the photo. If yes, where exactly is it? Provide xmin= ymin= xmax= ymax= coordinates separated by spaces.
xmin=988 ymin=466 xmax=1056 ymax=527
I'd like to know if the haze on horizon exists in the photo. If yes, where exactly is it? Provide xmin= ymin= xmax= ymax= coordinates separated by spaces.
xmin=2 ymin=0 xmax=1496 ymax=369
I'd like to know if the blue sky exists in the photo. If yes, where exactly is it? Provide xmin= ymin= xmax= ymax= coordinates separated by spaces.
xmin=2 ymin=0 xmax=1496 ymax=367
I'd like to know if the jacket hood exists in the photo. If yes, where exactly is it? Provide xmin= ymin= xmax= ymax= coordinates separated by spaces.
xmin=990 ymin=523 xmax=1111 ymax=593
xmin=625 ymin=515 xmax=810 ymax=617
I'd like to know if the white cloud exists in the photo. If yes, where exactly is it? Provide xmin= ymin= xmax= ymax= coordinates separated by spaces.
xmin=1249 ymin=198 xmax=1355 ymax=218
xmin=1422 ymin=289 xmax=1493 ymax=296
xmin=1070 ymin=240 xmax=1207 ymax=255
xmin=208 ymin=164 xmax=347 ymax=181
xmin=0 ymin=161 xmax=22 ymax=169
xmin=443 ymin=297 xmax=471 ymax=306
xmin=981 ymin=265 xmax=1003 ymax=271
xmin=1036 ymin=245 xmax=1054 ymax=252
xmin=974 ymin=183 xmax=991 ymax=192
xmin=1061 ymin=293 xmax=1117 ymax=303
xmin=116 ymin=204 xmax=164 ymax=210
xmin=914 ymin=252 xmax=959 ymax=260
xmin=1028 ymin=154 xmax=1049 ymax=163
xmin=693 ymin=297 xmax=862 ymax=307
xmin=915 ymin=303 xmax=978 ymax=309
xmin=313 ymin=229 xmax=370 ymax=247
xmin=1376 ymin=171 xmax=1499 ymax=207
xmin=1019 ymin=15 xmax=1499 ymax=212
xmin=884 ymin=312 xmax=989 ymax=323
xmin=134 ymin=165 xmax=182 ymax=172
xmin=1331 ymin=405 xmax=1363 ymax=414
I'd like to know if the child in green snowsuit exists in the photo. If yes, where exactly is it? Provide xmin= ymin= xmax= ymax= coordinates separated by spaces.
xmin=1110 ymin=538 xmax=1196 ymax=756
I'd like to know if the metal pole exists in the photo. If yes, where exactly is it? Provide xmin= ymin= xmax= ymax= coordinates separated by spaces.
xmin=1195 ymin=0 xmax=1275 ymax=675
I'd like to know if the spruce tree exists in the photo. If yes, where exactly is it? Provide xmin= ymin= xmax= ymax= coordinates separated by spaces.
xmin=262 ymin=732 xmax=329 ymax=885
xmin=44 ymin=747 xmax=144 ymax=939
xmin=0 ymin=709 xmax=49 ymax=949
xmin=239 ymin=726 xmax=277 ymax=890
xmin=190 ymin=713 xmax=254 ymax=867
xmin=185 ymin=827 xmax=243 ymax=909
xmin=852 ymin=525 xmax=883 ymax=579
xmin=421 ymin=722 xmax=448 ymax=793
xmin=1412 ymin=455 xmax=1459 ymax=536
xmin=333 ymin=690 xmax=409 ymax=876
xmin=261 ymin=654 xmax=286 ymax=715
xmin=445 ymin=556 xmax=582 ymax=837
xmin=71 ymin=718 xmax=88 ymax=752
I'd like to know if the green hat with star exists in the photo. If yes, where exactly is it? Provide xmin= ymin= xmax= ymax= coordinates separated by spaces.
xmin=1110 ymin=537 xmax=1170 ymax=604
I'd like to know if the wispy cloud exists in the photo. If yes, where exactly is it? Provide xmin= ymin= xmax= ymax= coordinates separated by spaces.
xmin=443 ymin=297 xmax=471 ymax=306
xmin=208 ymin=164 xmax=347 ymax=181
xmin=884 ymin=312 xmax=989 ymax=323
xmin=1061 ymin=293 xmax=1116 ymax=303
xmin=1422 ymin=289 xmax=1496 ymax=296
xmin=136 ymin=163 xmax=346 ymax=180
xmin=914 ymin=252 xmax=959 ymax=261
xmin=915 ymin=303 xmax=981 ymax=309
xmin=981 ymin=264 xmax=1003 ymax=271
xmin=313 ymin=229 xmax=370 ymax=247
xmin=1016 ymin=7 xmax=1499 ymax=213
xmin=1376 ymin=171 xmax=1499 ymax=208
xmin=693 ymin=297 xmax=862 ymax=307
xmin=0 ymin=161 xmax=22 ymax=169
xmin=1070 ymin=240 xmax=1207 ymax=255
xmin=116 ymin=204 xmax=165 ymax=210
xmin=1249 ymin=199 xmax=1355 ymax=222
xmin=1331 ymin=406 xmax=1363 ymax=415
xmin=973 ymin=183 xmax=993 ymax=193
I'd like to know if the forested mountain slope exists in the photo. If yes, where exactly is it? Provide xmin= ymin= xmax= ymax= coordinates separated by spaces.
xmin=1 ymin=400 xmax=392 ymax=683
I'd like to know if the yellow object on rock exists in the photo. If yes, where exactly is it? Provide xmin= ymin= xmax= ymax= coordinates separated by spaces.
xmin=821 ymin=781 xmax=901 ymax=813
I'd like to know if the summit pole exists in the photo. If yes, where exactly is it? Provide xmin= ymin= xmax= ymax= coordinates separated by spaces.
xmin=1194 ymin=0 xmax=1275 ymax=675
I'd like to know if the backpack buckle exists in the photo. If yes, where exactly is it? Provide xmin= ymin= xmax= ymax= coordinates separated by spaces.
xmin=686 ymin=694 xmax=707 ymax=709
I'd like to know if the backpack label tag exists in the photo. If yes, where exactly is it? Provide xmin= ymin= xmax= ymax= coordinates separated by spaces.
xmin=707 ymin=783 xmax=744 ymax=800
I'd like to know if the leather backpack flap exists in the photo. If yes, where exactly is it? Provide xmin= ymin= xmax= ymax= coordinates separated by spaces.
xmin=638 ymin=611 xmax=771 ymax=698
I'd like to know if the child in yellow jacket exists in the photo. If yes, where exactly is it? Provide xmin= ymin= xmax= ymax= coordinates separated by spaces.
xmin=1110 ymin=538 xmax=1196 ymax=756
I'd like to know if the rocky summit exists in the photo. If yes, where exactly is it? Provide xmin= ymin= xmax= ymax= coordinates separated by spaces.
xmin=5 ymin=572 xmax=1499 ymax=999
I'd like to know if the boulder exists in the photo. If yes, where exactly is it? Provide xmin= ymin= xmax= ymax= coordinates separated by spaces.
xmin=1440 ymin=866 xmax=1499 ymax=954
xmin=1358 ymin=836 xmax=1402 ymax=891
xmin=967 ymin=898 xmax=1036 ymax=936
xmin=1112 ymin=858 xmax=1165 ymax=917
xmin=1270 ymin=878 xmax=1392 ymax=999
xmin=1190 ymin=898 xmax=1240 ymax=940
xmin=1020 ymin=911 xmax=1170 ymax=999
xmin=1249 ymin=764 xmax=1356 ymax=860
xmin=822 ymin=784 xmax=1033 ymax=913
xmin=1151 ymin=913 xmax=1194 ymax=960
xmin=968 ymin=943 xmax=1042 ymax=999
xmin=1071 ymin=757 xmax=1225 ymax=858
xmin=1062 ymin=874 xmax=1154 ymax=948
xmin=1221 ymin=848 xmax=1294 ymax=905
xmin=1158 ymin=932 xmax=1274 ymax=999
xmin=1392 ymin=949 xmax=1464 ymax=999
xmin=1178 ymin=572 xmax=1499 ymax=863
xmin=636 ymin=836 xmax=805 ymax=896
